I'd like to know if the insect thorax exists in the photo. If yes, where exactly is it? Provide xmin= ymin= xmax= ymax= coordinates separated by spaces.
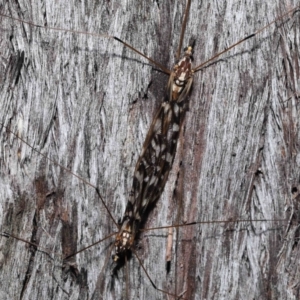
xmin=168 ymin=45 xmax=194 ymax=103
xmin=113 ymin=216 xmax=138 ymax=261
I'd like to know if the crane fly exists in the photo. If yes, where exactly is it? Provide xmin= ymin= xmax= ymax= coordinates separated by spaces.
xmin=0 ymin=0 xmax=300 ymax=299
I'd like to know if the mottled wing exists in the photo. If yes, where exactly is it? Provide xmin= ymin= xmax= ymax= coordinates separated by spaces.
xmin=114 ymin=50 xmax=194 ymax=257
xmin=126 ymin=99 xmax=183 ymax=222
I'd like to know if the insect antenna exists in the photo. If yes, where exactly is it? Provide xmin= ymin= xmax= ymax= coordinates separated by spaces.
xmin=175 ymin=0 xmax=192 ymax=61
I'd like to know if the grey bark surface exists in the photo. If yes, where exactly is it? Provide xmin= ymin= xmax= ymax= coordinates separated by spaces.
xmin=0 ymin=1 xmax=299 ymax=299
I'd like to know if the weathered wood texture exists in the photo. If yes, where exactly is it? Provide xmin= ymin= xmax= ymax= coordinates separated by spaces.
xmin=0 ymin=1 xmax=299 ymax=299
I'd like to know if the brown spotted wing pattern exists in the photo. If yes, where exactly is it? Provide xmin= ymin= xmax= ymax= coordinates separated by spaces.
xmin=114 ymin=46 xmax=194 ymax=260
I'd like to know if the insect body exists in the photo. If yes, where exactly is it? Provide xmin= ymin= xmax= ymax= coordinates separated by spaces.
xmin=114 ymin=43 xmax=194 ymax=262
xmin=0 ymin=1 xmax=299 ymax=300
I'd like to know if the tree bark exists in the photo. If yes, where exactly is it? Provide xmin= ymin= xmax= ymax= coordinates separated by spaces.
xmin=0 ymin=1 xmax=299 ymax=299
